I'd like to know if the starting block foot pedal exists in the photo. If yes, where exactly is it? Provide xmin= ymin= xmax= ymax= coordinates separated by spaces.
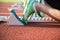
xmin=7 ymin=15 xmax=25 ymax=25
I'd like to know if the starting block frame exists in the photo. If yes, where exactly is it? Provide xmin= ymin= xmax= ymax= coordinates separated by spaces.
xmin=7 ymin=8 xmax=54 ymax=25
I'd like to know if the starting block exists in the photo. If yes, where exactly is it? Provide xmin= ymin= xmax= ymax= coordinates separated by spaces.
xmin=7 ymin=8 xmax=54 ymax=25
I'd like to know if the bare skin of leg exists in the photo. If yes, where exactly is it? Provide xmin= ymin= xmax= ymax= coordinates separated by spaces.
xmin=34 ymin=3 xmax=60 ymax=22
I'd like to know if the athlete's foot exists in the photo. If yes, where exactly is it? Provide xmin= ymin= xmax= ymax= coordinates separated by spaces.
xmin=22 ymin=18 xmax=28 ymax=25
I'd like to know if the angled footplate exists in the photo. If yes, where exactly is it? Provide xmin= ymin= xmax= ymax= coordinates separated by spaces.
xmin=7 ymin=8 xmax=25 ymax=25
xmin=7 ymin=15 xmax=24 ymax=25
